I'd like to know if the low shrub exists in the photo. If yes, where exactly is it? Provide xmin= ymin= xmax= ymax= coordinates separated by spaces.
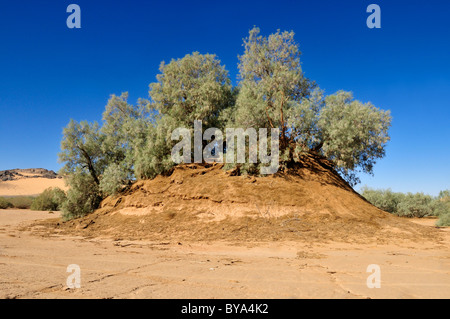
xmin=2 ymin=196 xmax=34 ymax=209
xmin=361 ymin=187 xmax=450 ymax=221
xmin=438 ymin=190 xmax=450 ymax=201
xmin=359 ymin=186 xmax=404 ymax=214
xmin=31 ymin=187 xmax=67 ymax=211
xmin=436 ymin=212 xmax=450 ymax=227
xmin=0 ymin=197 xmax=13 ymax=209
xmin=396 ymin=192 xmax=435 ymax=218
xmin=435 ymin=191 xmax=450 ymax=226
xmin=61 ymin=172 xmax=102 ymax=221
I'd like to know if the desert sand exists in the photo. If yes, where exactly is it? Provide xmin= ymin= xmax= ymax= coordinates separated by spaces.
xmin=0 ymin=209 xmax=448 ymax=299
xmin=0 ymin=178 xmax=67 ymax=197
xmin=1 ymin=163 xmax=448 ymax=299
xmin=0 ymin=168 xmax=66 ymax=197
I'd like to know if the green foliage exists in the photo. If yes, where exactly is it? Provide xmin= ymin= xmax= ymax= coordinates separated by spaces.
xmin=0 ymin=196 xmax=34 ymax=209
xmin=10 ymin=197 xmax=34 ymax=209
xmin=58 ymin=52 xmax=235 ymax=218
xmin=438 ymin=190 xmax=450 ymax=201
xmin=430 ymin=199 xmax=450 ymax=217
xmin=359 ymin=186 xmax=404 ymax=214
xmin=286 ymin=89 xmax=324 ymax=155
xmin=361 ymin=187 xmax=450 ymax=221
xmin=0 ymin=197 xmax=13 ymax=209
xmin=100 ymin=92 xmax=152 ymax=173
xmin=436 ymin=212 xmax=450 ymax=227
xmin=60 ymin=172 xmax=102 ymax=221
xmin=435 ymin=191 xmax=450 ymax=226
xmin=59 ymin=119 xmax=106 ymax=186
xmin=132 ymin=115 xmax=177 ymax=179
xmin=30 ymin=187 xmax=67 ymax=211
xmin=318 ymin=92 xmax=391 ymax=185
xmin=58 ymin=27 xmax=394 ymax=219
xmin=99 ymin=163 xmax=129 ymax=196
xmin=233 ymin=27 xmax=391 ymax=183
xmin=58 ymin=95 xmax=156 ymax=217
xmin=234 ymin=27 xmax=315 ymax=143
xmin=396 ymin=193 xmax=435 ymax=218
xmin=149 ymin=52 xmax=234 ymax=128
xmin=58 ymin=120 xmax=107 ymax=219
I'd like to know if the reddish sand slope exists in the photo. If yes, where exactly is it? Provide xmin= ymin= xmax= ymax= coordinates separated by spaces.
xmin=43 ymin=155 xmax=441 ymax=244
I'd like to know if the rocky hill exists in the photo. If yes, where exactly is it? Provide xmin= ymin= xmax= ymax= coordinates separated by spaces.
xmin=0 ymin=168 xmax=61 ymax=182
xmin=0 ymin=168 xmax=65 ymax=197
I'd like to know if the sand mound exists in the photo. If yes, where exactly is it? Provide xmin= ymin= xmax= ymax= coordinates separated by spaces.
xmin=102 ymin=154 xmax=373 ymax=221
xmin=0 ymin=168 xmax=66 ymax=196
xmin=40 ymin=154 xmax=443 ymax=244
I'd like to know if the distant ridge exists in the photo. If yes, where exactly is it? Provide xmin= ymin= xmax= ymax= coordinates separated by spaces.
xmin=0 ymin=168 xmax=66 ymax=197
xmin=0 ymin=168 xmax=61 ymax=182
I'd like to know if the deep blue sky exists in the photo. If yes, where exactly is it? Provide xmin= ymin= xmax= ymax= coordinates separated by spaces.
xmin=0 ymin=0 xmax=448 ymax=195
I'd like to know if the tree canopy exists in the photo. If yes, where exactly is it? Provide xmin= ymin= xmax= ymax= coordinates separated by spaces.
xmin=58 ymin=27 xmax=392 ymax=219
xmin=149 ymin=52 xmax=234 ymax=129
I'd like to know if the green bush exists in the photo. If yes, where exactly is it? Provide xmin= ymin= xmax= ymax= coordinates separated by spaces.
xmin=31 ymin=187 xmax=67 ymax=211
xmin=434 ymin=194 xmax=450 ymax=226
xmin=0 ymin=197 xmax=13 ymax=209
xmin=396 ymin=193 xmax=435 ymax=218
xmin=61 ymin=172 xmax=102 ymax=221
xmin=99 ymin=163 xmax=129 ymax=196
xmin=438 ymin=190 xmax=450 ymax=201
xmin=1 ymin=196 xmax=34 ymax=209
xmin=430 ymin=199 xmax=450 ymax=217
xmin=436 ymin=212 xmax=450 ymax=227
xmin=360 ymin=186 xmax=404 ymax=214
xmin=361 ymin=187 xmax=449 ymax=219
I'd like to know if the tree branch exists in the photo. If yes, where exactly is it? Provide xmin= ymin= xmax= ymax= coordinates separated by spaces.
xmin=78 ymin=146 xmax=100 ymax=185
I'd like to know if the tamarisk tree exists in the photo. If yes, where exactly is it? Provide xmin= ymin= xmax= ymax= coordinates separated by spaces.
xmin=58 ymin=120 xmax=105 ymax=219
xmin=58 ymin=27 xmax=392 ymax=220
xmin=149 ymin=51 xmax=234 ymax=129
xmin=234 ymin=27 xmax=391 ymax=185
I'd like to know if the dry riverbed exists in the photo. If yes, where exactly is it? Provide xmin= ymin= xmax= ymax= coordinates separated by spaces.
xmin=0 ymin=209 xmax=449 ymax=299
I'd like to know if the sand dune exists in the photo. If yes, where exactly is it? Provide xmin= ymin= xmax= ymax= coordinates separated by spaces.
xmin=0 ymin=169 xmax=67 ymax=196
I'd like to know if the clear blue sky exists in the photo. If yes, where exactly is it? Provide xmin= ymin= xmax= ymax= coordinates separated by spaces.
xmin=0 ymin=0 xmax=448 ymax=195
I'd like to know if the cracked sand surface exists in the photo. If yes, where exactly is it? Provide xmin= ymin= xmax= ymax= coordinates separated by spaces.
xmin=0 ymin=210 xmax=449 ymax=299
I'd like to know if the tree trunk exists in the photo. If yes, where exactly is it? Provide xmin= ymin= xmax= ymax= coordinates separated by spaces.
xmin=79 ymin=147 xmax=100 ymax=185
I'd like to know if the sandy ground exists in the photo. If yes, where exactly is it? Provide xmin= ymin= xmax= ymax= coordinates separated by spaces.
xmin=0 ymin=210 xmax=449 ymax=299
xmin=0 ymin=178 xmax=67 ymax=197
